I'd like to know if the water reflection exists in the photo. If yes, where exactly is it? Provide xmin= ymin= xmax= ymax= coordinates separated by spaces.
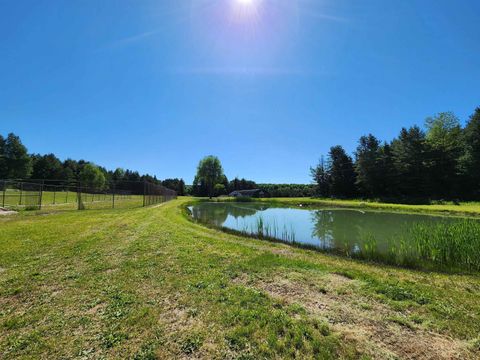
xmin=189 ymin=203 xmax=268 ymax=227
xmin=190 ymin=202 xmax=456 ymax=256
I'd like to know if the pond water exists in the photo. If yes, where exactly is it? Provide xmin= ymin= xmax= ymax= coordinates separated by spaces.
xmin=189 ymin=202 xmax=461 ymax=256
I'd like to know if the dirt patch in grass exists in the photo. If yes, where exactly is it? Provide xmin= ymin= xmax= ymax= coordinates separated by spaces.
xmin=234 ymin=272 xmax=473 ymax=360
xmin=0 ymin=208 xmax=17 ymax=216
xmin=268 ymin=246 xmax=295 ymax=256
xmin=86 ymin=303 xmax=105 ymax=315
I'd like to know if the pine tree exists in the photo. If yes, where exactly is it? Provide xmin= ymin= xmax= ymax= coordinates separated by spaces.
xmin=3 ymin=133 xmax=31 ymax=179
xmin=327 ymin=146 xmax=356 ymax=198
xmin=310 ymin=156 xmax=330 ymax=197
xmin=31 ymin=153 xmax=64 ymax=180
xmin=461 ymin=107 xmax=480 ymax=198
xmin=424 ymin=112 xmax=463 ymax=198
xmin=0 ymin=135 xmax=6 ymax=179
xmin=391 ymin=127 xmax=428 ymax=198
xmin=354 ymin=134 xmax=382 ymax=197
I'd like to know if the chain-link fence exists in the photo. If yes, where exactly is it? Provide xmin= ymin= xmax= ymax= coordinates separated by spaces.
xmin=144 ymin=181 xmax=177 ymax=206
xmin=0 ymin=181 xmax=43 ymax=210
xmin=0 ymin=179 xmax=176 ymax=211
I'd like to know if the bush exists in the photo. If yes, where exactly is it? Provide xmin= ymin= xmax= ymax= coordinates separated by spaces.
xmin=235 ymin=196 xmax=253 ymax=202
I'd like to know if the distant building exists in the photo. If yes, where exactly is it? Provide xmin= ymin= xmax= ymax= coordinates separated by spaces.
xmin=229 ymin=189 xmax=268 ymax=198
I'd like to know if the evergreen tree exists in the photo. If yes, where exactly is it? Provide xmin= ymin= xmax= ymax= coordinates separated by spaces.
xmin=126 ymin=170 xmax=141 ymax=182
xmin=327 ymin=146 xmax=356 ymax=198
xmin=461 ymin=107 xmax=480 ymax=197
xmin=424 ymin=112 xmax=463 ymax=198
xmin=221 ymin=175 xmax=229 ymax=194
xmin=310 ymin=156 xmax=330 ymax=197
xmin=112 ymin=168 xmax=125 ymax=182
xmin=31 ymin=153 xmax=64 ymax=180
xmin=62 ymin=159 xmax=79 ymax=183
xmin=376 ymin=143 xmax=396 ymax=197
xmin=3 ymin=133 xmax=31 ymax=179
xmin=228 ymin=177 xmax=257 ymax=193
xmin=391 ymin=126 xmax=428 ymax=197
xmin=162 ymin=178 xmax=186 ymax=195
xmin=192 ymin=175 xmax=208 ymax=197
xmin=354 ymin=134 xmax=382 ymax=197
xmin=0 ymin=135 xmax=6 ymax=179
xmin=231 ymin=177 xmax=241 ymax=192
xmin=178 ymin=179 xmax=186 ymax=196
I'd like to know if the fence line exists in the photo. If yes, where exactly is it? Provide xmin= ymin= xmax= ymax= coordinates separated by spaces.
xmin=0 ymin=179 xmax=176 ymax=211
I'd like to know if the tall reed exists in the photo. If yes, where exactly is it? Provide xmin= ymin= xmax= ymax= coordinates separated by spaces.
xmin=240 ymin=216 xmax=297 ymax=244
xmin=355 ymin=219 xmax=480 ymax=272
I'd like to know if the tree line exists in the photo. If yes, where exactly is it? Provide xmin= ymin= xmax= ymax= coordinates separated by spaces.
xmin=257 ymin=184 xmax=315 ymax=198
xmin=6 ymin=105 xmax=478 ymax=201
xmin=190 ymin=156 xmax=257 ymax=197
xmin=311 ymin=108 xmax=480 ymax=202
xmin=191 ymin=156 xmax=316 ymax=198
xmin=0 ymin=133 xmax=185 ymax=195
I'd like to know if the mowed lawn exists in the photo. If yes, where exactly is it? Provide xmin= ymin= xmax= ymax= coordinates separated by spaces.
xmin=255 ymin=197 xmax=480 ymax=217
xmin=2 ymin=190 xmax=144 ymax=211
xmin=1 ymin=199 xmax=479 ymax=359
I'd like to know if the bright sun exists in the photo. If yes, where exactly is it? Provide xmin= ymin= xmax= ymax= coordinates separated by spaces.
xmin=231 ymin=0 xmax=261 ymax=22
xmin=237 ymin=0 xmax=254 ymax=5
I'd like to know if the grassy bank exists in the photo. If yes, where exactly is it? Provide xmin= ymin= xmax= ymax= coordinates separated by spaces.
xmin=243 ymin=197 xmax=480 ymax=217
xmin=1 ymin=198 xmax=479 ymax=359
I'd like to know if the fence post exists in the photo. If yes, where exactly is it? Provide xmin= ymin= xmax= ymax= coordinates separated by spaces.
xmin=19 ymin=182 xmax=23 ymax=206
xmin=2 ymin=180 xmax=6 ymax=208
xmin=112 ymin=182 xmax=116 ymax=209
xmin=143 ymin=181 xmax=147 ymax=207
xmin=39 ymin=183 xmax=43 ymax=210
xmin=53 ymin=187 xmax=56 ymax=205
xmin=77 ymin=183 xmax=82 ymax=210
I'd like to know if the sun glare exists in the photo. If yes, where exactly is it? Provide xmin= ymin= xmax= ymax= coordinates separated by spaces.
xmin=232 ymin=0 xmax=261 ymax=20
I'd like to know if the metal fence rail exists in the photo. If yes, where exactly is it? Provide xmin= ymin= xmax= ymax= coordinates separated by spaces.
xmin=0 ymin=179 xmax=177 ymax=211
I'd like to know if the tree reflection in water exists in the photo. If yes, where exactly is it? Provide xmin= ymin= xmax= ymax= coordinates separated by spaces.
xmin=190 ymin=203 xmax=266 ymax=227
xmin=191 ymin=203 xmax=456 ymax=258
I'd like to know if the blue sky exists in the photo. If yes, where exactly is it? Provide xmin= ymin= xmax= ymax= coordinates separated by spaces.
xmin=1 ymin=0 xmax=479 ymax=184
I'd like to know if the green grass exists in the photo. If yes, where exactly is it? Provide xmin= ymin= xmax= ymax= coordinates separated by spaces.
xmin=1 ymin=190 xmax=144 ymax=211
xmin=250 ymin=197 xmax=480 ymax=217
xmin=0 ymin=198 xmax=479 ymax=359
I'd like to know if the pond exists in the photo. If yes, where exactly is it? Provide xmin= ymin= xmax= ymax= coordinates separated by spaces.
xmin=188 ymin=202 xmax=476 ymax=266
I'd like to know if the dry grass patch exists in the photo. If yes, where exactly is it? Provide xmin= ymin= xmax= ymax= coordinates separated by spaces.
xmin=234 ymin=271 xmax=473 ymax=360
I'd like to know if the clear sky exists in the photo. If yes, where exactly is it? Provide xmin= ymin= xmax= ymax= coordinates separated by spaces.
xmin=1 ymin=0 xmax=479 ymax=184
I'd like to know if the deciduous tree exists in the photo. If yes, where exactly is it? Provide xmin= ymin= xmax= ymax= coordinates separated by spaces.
xmin=79 ymin=163 xmax=106 ymax=190
xmin=194 ymin=156 xmax=225 ymax=198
